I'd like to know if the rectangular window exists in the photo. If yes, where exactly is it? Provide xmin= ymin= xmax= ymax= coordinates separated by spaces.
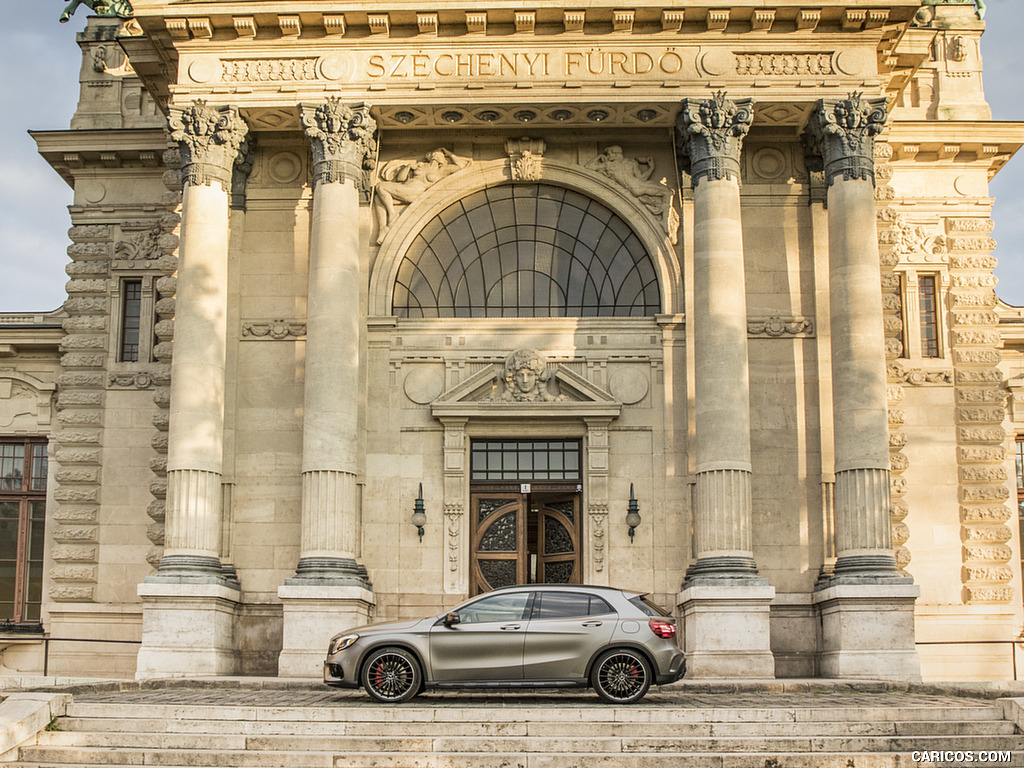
xmin=0 ymin=438 xmax=47 ymax=626
xmin=471 ymin=440 xmax=582 ymax=481
xmin=895 ymin=273 xmax=905 ymax=358
xmin=119 ymin=279 xmax=143 ymax=363
xmin=919 ymin=275 xmax=940 ymax=358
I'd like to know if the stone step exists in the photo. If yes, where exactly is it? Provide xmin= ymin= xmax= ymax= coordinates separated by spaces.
xmin=15 ymin=753 xmax=1024 ymax=768
xmin=61 ymin=701 xmax=1009 ymax=724
xmin=52 ymin=715 xmax=1018 ymax=738
xmin=21 ymin=733 xmax=1024 ymax=759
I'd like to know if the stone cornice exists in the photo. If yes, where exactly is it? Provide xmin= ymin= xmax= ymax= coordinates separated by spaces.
xmin=883 ymin=121 xmax=1024 ymax=177
xmin=121 ymin=3 xmax=921 ymax=113
xmin=31 ymin=128 xmax=170 ymax=187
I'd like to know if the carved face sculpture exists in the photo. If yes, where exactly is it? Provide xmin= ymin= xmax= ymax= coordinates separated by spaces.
xmin=605 ymin=146 xmax=624 ymax=162
xmin=503 ymin=349 xmax=547 ymax=400
xmin=834 ymin=100 xmax=861 ymax=130
xmin=427 ymin=149 xmax=447 ymax=164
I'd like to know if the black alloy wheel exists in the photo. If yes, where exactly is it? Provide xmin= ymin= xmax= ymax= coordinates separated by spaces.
xmin=361 ymin=647 xmax=422 ymax=703
xmin=591 ymin=648 xmax=652 ymax=704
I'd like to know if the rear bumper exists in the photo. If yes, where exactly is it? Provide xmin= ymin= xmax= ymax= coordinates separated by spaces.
xmin=655 ymin=652 xmax=686 ymax=685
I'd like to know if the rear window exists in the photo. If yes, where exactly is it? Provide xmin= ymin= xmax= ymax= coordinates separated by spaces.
xmin=628 ymin=595 xmax=670 ymax=617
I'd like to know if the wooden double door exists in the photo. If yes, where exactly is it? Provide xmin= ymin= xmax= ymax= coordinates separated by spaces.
xmin=470 ymin=488 xmax=582 ymax=595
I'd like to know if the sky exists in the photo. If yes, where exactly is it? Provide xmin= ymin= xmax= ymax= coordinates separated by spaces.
xmin=1 ymin=1 xmax=1022 ymax=312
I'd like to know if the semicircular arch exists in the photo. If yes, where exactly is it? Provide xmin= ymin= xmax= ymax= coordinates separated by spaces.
xmin=368 ymin=158 xmax=681 ymax=317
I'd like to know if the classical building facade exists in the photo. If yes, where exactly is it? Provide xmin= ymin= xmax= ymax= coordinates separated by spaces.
xmin=1 ymin=0 xmax=1022 ymax=680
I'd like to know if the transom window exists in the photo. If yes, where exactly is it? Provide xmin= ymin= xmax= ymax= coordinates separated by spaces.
xmin=471 ymin=440 xmax=582 ymax=482
xmin=0 ymin=439 xmax=48 ymax=626
xmin=393 ymin=184 xmax=660 ymax=318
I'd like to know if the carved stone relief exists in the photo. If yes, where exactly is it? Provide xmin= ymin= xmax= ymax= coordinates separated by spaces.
xmin=374 ymin=148 xmax=471 ymax=243
xmin=878 ymin=210 xmax=947 ymax=263
xmin=585 ymin=145 xmax=678 ymax=242
xmin=747 ymin=316 xmax=814 ymax=338
xmin=241 ymin=320 xmax=306 ymax=340
xmin=485 ymin=349 xmax=566 ymax=403
xmin=506 ymin=137 xmax=545 ymax=182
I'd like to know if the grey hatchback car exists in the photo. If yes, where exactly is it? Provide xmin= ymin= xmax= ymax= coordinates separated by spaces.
xmin=324 ymin=584 xmax=685 ymax=704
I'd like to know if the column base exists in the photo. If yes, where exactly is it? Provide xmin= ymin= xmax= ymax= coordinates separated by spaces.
xmin=135 ymin=582 xmax=241 ymax=679
xmin=683 ymin=556 xmax=760 ymax=586
xmin=285 ymin=557 xmax=372 ymax=589
xmin=147 ymin=554 xmax=240 ymax=589
xmin=677 ymin=583 xmax=776 ymax=679
xmin=813 ymin=582 xmax=921 ymax=680
xmin=277 ymin=584 xmax=374 ymax=678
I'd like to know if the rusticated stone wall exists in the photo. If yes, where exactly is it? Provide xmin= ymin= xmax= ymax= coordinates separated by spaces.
xmin=146 ymin=146 xmax=184 ymax=570
xmin=51 ymin=226 xmax=112 ymax=603
xmin=947 ymin=219 xmax=1015 ymax=604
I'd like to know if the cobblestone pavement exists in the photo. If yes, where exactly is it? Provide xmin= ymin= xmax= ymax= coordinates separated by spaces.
xmin=71 ymin=686 xmax=996 ymax=709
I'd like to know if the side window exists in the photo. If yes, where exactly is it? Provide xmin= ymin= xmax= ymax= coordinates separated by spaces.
xmin=119 ymin=278 xmax=143 ymax=362
xmin=0 ymin=438 xmax=47 ymax=626
xmin=459 ymin=592 xmax=530 ymax=624
xmin=533 ymin=592 xmax=614 ymax=620
xmin=113 ymin=275 xmax=157 ymax=365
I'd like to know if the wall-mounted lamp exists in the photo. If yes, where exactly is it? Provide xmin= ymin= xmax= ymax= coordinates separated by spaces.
xmin=411 ymin=483 xmax=426 ymax=543
xmin=626 ymin=483 xmax=641 ymax=543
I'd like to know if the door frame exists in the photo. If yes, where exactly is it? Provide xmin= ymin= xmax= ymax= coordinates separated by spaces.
xmin=469 ymin=482 xmax=583 ymax=594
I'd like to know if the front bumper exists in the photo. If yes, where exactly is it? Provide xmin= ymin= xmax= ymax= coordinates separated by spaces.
xmin=324 ymin=660 xmax=359 ymax=689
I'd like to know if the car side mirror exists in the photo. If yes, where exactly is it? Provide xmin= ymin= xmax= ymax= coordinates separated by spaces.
xmin=443 ymin=611 xmax=461 ymax=627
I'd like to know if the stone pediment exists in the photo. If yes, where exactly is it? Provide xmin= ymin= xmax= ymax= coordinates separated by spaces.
xmin=431 ymin=364 xmax=621 ymax=420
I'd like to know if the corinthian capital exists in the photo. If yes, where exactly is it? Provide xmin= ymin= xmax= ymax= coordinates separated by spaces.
xmin=300 ymin=100 xmax=377 ymax=191
xmin=803 ymin=93 xmax=888 ymax=187
xmin=168 ymin=100 xmax=250 ymax=191
xmin=675 ymin=92 xmax=755 ymax=186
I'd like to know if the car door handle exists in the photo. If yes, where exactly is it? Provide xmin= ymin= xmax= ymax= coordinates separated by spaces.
xmin=500 ymin=624 xmax=521 ymax=630
xmin=582 ymin=621 xmax=604 ymax=627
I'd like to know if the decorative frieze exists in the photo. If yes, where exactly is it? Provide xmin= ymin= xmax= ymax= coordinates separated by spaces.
xmin=222 ymin=59 xmax=318 ymax=83
xmin=735 ymin=53 xmax=834 ymax=77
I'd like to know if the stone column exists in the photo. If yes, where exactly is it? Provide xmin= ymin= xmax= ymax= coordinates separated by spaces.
xmin=137 ymin=101 xmax=250 ymax=678
xmin=804 ymin=95 xmax=920 ymax=680
xmin=278 ymin=100 xmax=376 ymax=677
xmin=675 ymin=93 xmax=775 ymax=679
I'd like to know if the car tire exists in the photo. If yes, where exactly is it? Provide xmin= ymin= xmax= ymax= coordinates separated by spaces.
xmin=361 ymin=647 xmax=422 ymax=704
xmin=590 ymin=648 xmax=652 ymax=704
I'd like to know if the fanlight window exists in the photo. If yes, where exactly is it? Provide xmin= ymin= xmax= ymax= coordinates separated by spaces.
xmin=392 ymin=184 xmax=660 ymax=317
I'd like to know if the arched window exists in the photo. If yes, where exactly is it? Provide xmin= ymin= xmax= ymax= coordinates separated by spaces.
xmin=392 ymin=184 xmax=661 ymax=317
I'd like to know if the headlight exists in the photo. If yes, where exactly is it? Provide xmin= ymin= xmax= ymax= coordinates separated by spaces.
xmin=328 ymin=634 xmax=359 ymax=656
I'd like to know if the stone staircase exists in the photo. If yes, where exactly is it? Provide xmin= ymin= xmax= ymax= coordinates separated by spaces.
xmin=10 ymin=688 xmax=1024 ymax=768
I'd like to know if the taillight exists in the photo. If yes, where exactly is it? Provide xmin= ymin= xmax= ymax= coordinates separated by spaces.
xmin=649 ymin=619 xmax=676 ymax=638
